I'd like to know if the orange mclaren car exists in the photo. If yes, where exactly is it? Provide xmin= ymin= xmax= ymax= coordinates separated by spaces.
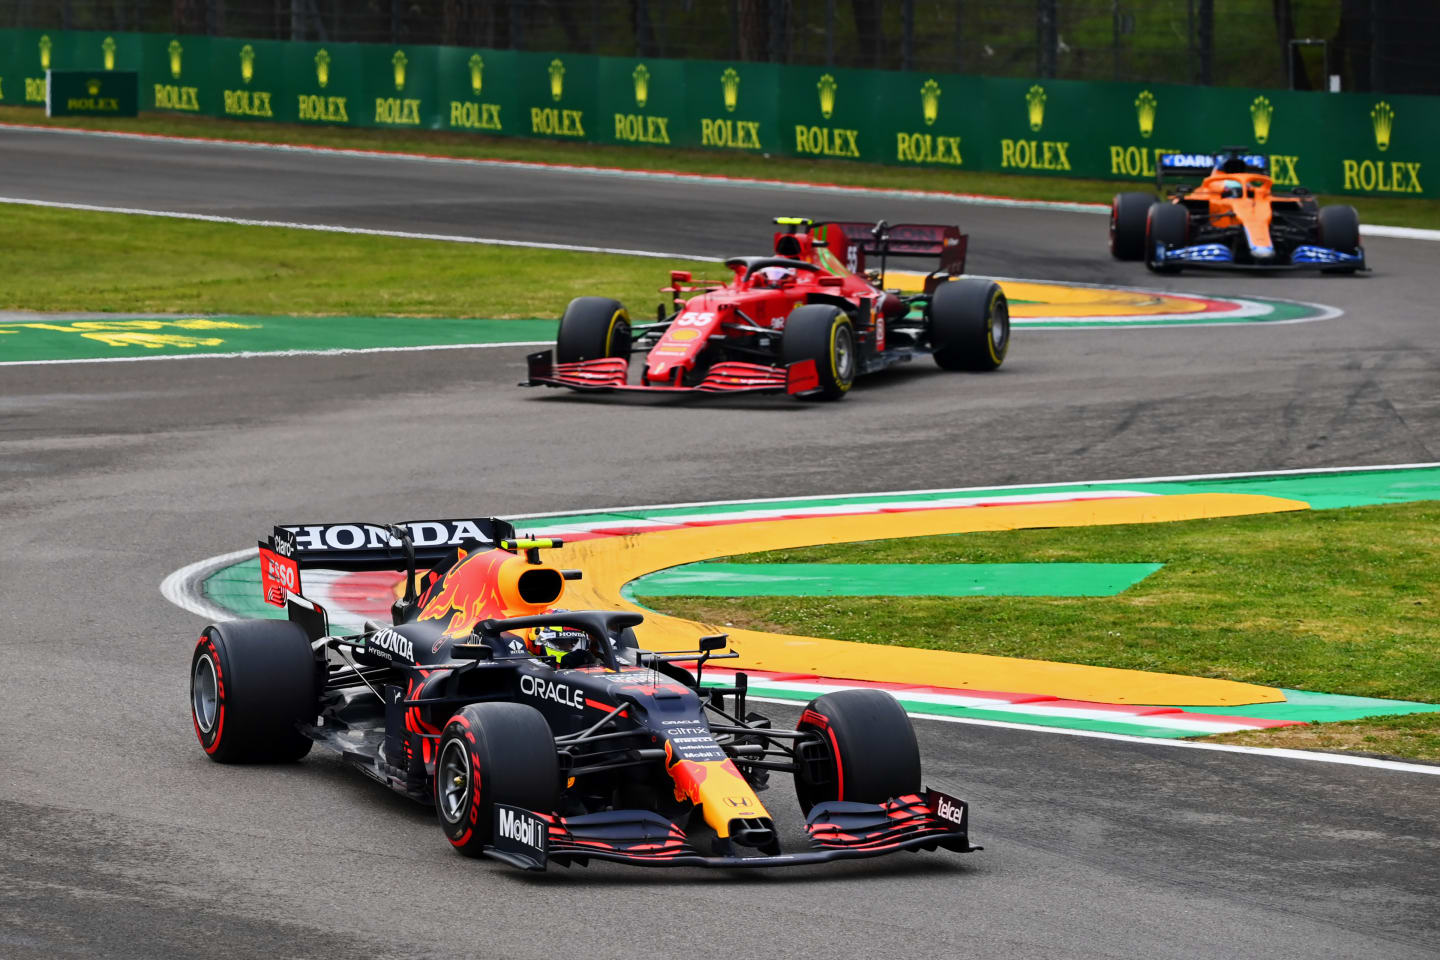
xmin=1110 ymin=148 xmax=1366 ymax=273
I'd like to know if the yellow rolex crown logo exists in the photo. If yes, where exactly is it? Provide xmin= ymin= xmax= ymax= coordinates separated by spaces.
xmin=632 ymin=63 xmax=650 ymax=108
xmin=392 ymin=49 xmax=407 ymax=91
xmin=102 ymin=36 xmax=117 ymax=71
xmin=1250 ymin=95 xmax=1273 ymax=144
xmin=168 ymin=39 xmax=182 ymax=79
xmin=1026 ymin=84 xmax=1046 ymax=132
xmin=548 ymin=58 xmax=565 ymax=102
xmin=240 ymin=44 xmax=255 ymax=83
xmin=86 ymin=78 xmax=101 ymax=96
xmin=1370 ymin=101 xmax=1394 ymax=152
xmin=921 ymin=79 xmax=941 ymax=126
xmin=721 ymin=67 xmax=740 ymax=112
xmin=468 ymin=53 xmax=484 ymax=95
xmin=1135 ymin=90 xmax=1157 ymax=138
xmin=315 ymin=48 xmax=331 ymax=88
xmin=817 ymin=73 xmax=837 ymax=120
xmin=39 ymin=35 xmax=52 ymax=71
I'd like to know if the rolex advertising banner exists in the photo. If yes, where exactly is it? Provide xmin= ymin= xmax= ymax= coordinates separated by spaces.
xmin=46 ymin=70 xmax=138 ymax=117
xmin=366 ymin=43 xmax=441 ymax=130
xmin=0 ymin=27 xmax=1435 ymax=197
xmin=283 ymin=40 xmax=364 ymax=127
xmin=683 ymin=59 xmax=781 ymax=156
xmin=599 ymin=57 xmax=687 ymax=149
xmin=437 ymin=46 xmax=517 ymax=136
xmin=876 ymin=70 xmax=984 ymax=171
xmin=141 ymin=34 xmax=211 ymax=114
xmin=515 ymin=51 xmax=597 ymax=142
xmin=211 ymin=37 xmax=285 ymax=122
xmin=778 ymin=65 xmax=883 ymax=163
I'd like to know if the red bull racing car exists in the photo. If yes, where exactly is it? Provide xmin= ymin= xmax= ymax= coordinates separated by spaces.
xmin=524 ymin=217 xmax=1009 ymax=400
xmin=189 ymin=518 xmax=978 ymax=870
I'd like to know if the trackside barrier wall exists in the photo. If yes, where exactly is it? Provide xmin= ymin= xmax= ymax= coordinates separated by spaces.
xmin=0 ymin=28 xmax=1435 ymax=198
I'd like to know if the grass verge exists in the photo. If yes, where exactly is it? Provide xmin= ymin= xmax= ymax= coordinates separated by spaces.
xmin=647 ymin=502 xmax=1440 ymax=761
xmin=0 ymin=203 xmax=694 ymax=318
xmin=6 ymin=105 xmax=1439 ymax=230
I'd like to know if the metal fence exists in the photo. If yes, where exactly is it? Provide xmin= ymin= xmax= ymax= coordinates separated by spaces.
xmin=6 ymin=0 xmax=1436 ymax=94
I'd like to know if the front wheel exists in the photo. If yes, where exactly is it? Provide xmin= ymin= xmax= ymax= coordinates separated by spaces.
xmin=435 ymin=703 xmax=559 ymax=857
xmin=929 ymin=277 xmax=1009 ymax=371
xmin=781 ymin=305 xmax=856 ymax=401
xmin=190 ymin=620 xmax=318 ymax=763
xmin=793 ymin=689 xmax=921 ymax=814
xmin=1145 ymin=202 xmax=1188 ymax=274
xmin=556 ymin=296 xmax=631 ymax=364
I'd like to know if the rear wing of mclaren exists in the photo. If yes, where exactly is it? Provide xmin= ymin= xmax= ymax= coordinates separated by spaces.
xmin=813 ymin=221 xmax=967 ymax=278
xmin=1157 ymin=151 xmax=1268 ymax=185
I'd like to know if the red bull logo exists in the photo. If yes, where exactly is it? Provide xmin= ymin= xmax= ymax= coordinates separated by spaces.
xmin=418 ymin=548 xmax=566 ymax=639
xmin=665 ymin=745 xmax=768 ymax=838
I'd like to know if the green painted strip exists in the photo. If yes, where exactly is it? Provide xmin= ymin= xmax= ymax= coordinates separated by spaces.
xmin=1195 ymin=688 xmax=1440 ymax=724
xmin=626 ymin=562 xmax=1162 ymax=598
xmin=0 ymin=314 xmax=556 ymax=363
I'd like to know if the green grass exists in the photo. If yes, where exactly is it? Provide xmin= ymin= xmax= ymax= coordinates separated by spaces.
xmin=649 ymin=502 xmax=1440 ymax=761
xmin=0 ymin=203 xmax=695 ymax=318
xmin=6 ymin=105 xmax=1437 ymax=230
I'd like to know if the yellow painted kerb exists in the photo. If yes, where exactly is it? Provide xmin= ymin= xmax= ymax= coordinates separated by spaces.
xmin=554 ymin=493 xmax=1307 ymax=706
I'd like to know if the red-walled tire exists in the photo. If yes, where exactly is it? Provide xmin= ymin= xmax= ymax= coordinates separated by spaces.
xmin=793 ymin=689 xmax=921 ymax=814
xmin=435 ymin=703 xmax=559 ymax=857
xmin=1110 ymin=191 xmax=1154 ymax=261
xmin=190 ymin=620 xmax=317 ymax=763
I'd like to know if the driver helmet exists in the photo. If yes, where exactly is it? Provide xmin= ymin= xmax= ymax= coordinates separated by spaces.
xmin=523 ymin=622 xmax=591 ymax=661
xmin=755 ymin=265 xmax=796 ymax=288
xmin=1221 ymin=179 xmax=1244 ymax=199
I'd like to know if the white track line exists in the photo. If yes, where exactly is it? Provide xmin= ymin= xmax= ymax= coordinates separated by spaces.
xmin=0 ymin=196 xmax=713 ymax=261
xmin=7 ymin=122 xmax=1436 ymax=239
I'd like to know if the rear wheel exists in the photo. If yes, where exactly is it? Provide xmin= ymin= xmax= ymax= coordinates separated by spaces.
xmin=929 ymin=277 xmax=1008 ymax=371
xmin=190 ymin=620 xmax=318 ymax=763
xmin=793 ymin=689 xmax=921 ymax=814
xmin=1145 ymin=202 xmax=1189 ymax=274
xmin=1318 ymin=205 xmax=1361 ymax=273
xmin=435 ymin=703 xmax=559 ymax=857
xmin=556 ymin=297 xmax=631 ymax=364
xmin=781 ymin=305 xmax=856 ymax=401
xmin=1110 ymin=191 xmax=1153 ymax=261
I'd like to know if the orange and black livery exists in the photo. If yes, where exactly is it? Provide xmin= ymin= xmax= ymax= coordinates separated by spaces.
xmin=1110 ymin=148 xmax=1366 ymax=273
xmin=189 ymin=517 xmax=979 ymax=870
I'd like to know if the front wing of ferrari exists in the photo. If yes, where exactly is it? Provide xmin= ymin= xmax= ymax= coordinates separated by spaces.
xmin=522 ymin=350 xmax=821 ymax=396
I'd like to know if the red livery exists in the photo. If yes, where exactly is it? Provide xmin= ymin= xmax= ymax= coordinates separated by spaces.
xmin=525 ymin=217 xmax=1010 ymax=401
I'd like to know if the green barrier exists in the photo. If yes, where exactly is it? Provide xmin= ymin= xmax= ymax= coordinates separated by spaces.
xmin=0 ymin=27 xmax=1434 ymax=198
xmin=683 ymin=59 xmax=780 ymax=154
xmin=46 ymin=69 xmax=138 ymax=117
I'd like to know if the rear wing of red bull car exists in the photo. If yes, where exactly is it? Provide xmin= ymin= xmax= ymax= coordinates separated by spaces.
xmin=256 ymin=517 xmax=517 ymax=633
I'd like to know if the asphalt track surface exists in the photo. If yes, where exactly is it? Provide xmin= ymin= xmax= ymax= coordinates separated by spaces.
xmin=2 ymin=127 xmax=1438 ymax=960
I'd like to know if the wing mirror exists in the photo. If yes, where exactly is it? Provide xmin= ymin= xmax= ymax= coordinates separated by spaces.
xmin=698 ymin=633 xmax=728 ymax=652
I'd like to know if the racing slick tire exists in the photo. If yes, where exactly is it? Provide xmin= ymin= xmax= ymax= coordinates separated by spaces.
xmin=1318 ymin=205 xmax=1361 ymax=273
xmin=1145 ymin=201 xmax=1189 ymax=274
xmin=793 ymin=689 xmax=922 ymax=814
xmin=929 ymin=277 xmax=1009 ymax=372
xmin=1110 ymin=191 xmax=1153 ymax=261
xmin=556 ymin=297 xmax=632 ymax=364
xmin=781 ymin=305 xmax=857 ymax=401
xmin=190 ymin=620 xmax=318 ymax=764
xmin=435 ymin=702 xmax=559 ymax=858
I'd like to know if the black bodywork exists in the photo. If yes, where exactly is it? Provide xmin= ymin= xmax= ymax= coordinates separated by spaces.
xmin=261 ymin=519 xmax=978 ymax=870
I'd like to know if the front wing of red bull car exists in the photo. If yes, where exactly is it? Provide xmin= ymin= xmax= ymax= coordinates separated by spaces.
xmin=188 ymin=519 xmax=978 ymax=870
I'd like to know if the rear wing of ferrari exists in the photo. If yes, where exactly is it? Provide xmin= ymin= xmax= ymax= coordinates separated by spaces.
xmin=814 ymin=221 xmax=967 ymax=278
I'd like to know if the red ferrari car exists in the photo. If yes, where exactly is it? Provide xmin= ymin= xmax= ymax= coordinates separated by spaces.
xmin=524 ymin=217 xmax=1009 ymax=401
